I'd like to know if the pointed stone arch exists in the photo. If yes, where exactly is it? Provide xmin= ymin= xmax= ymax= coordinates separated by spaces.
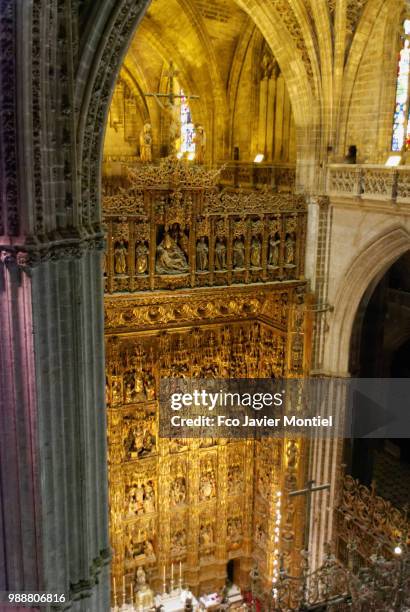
xmin=324 ymin=226 xmax=410 ymax=374
xmin=234 ymin=0 xmax=316 ymax=127
xmin=233 ymin=0 xmax=322 ymax=190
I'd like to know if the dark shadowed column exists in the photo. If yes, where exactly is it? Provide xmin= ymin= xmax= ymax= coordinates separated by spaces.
xmin=0 ymin=0 xmax=149 ymax=609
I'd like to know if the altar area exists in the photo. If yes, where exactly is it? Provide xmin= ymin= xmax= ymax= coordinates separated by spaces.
xmin=111 ymin=589 xmax=200 ymax=612
xmin=105 ymin=160 xmax=309 ymax=602
xmin=111 ymin=568 xmax=245 ymax=611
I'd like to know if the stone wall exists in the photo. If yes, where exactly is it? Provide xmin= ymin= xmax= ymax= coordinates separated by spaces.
xmin=344 ymin=3 xmax=402 ymax=163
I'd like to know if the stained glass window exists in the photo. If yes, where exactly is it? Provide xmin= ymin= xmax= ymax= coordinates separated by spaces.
xmin=392 ymin=20 xmax=410 ymax=152
xmin=179 ymin=90 xmax=196 ymax=154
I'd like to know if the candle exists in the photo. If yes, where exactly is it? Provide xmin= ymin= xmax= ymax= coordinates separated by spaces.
xmin=179 ymin=561 xmax=182 ymax=580
xmin=171 ymin=562 xmax=174 ymax=580
xmin=122 ymin=576 xmax=125 ymax=592
xmin=163 ymin=565 xmax=166 ymax=582
xmin=113 ymin=577 xmax=116 ymax=593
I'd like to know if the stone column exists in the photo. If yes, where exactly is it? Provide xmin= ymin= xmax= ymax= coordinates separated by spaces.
xmin=307 ymin=379 xmax=346 ymax=571
xmin=1 ymin=0 xmax=150 ymax=607
xmin=0 ymin=255 xmax=42 ymax=595
xmin=0 ymin=248 xmax=111 ymax=611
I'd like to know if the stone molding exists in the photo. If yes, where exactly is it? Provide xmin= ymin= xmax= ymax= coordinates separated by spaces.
xmin=0 ymin=231 xmax=105 ymax=271
xmin=327 ymin=164 xmax=410 ymax=204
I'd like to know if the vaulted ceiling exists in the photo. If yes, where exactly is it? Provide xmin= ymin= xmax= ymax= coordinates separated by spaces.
xmin=103 ymin=0 xmax=405 ymax=180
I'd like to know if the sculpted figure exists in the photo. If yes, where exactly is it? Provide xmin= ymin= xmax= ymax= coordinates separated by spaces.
xmin=135 ymin=565 xmax=154 ymax=610
xmin=125 ymin=381 xmax=134 ymax=404
xmin=156 ymin=232 xmax=189 ymax=274
xmin=285 ymin=234 xmax=296 ymax=265
xmin=171 ymin=477 xmax=186 ymax=505
xmin=137 ymin=565 xmax=146 ymax=587
xmin=228 ymin=518 xmax=242 ymax=548
xmin=268 ymin=235 xmax=280 ymax=267
xmin=233 ymin=237 xmax=245 ymax=269
xmin=112 ymin=379 xmax=122 ymax=404
xmin=143 ymin=372 xmax=156 ymax=400
xmin=140 ymin=123 xmax=152 ymax=162
xmin=142 ymin=428 xmax=155 ymax=455
xmin=250 ymin=236 xmax=261 ymax=268
xmin=171 ymin=529 xmax=186 ymax=555
xmin=144 ymin=540 xmax=155 ymax=560
xmin=133 ymin=377 xmax=146 ymax=402
xmin=114 ymin=240 xmax=127 ymax=275
xmin=135 ymin=485 xmax=145 ymax=514
xmin=135 ymin=242 xmax=148 ymax=274
xmin=228 ymin=466 xmax=241 ymax=495
xmin=200 ymin=524 xmax=213 ymax=547
xmin=215 ymin=239 xmax=227 ymax=270
xmin=200 ymin=471 xmax=215 ymax=500
xmin=194 ymin=124 xmax=206 ymax=164
xmin=143 ymin=483 xmax=155 ymax=514
xmin=196 ymin=237 xmax=208 ymax=271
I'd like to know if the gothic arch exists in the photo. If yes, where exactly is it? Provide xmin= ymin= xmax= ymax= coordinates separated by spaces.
xmin=77 ymin=0 xmax=151 ymax=228
xmin=234 ymin=0 xmax=316 ymax=127
xmin=324 ymin=226 xmax=410 ymax=375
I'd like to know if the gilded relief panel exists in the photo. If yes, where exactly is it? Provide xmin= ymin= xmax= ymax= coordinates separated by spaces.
xmin=106 ymin=287 xmax=309 ymax=595
xmin=104 ymin=160 xmax=310 ymax=596
xmin=102 ymin=159 xmax=307 ymax=294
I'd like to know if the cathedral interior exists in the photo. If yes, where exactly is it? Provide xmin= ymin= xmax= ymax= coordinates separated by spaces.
xmin=1 ymin=0 xmax=410 ymax=610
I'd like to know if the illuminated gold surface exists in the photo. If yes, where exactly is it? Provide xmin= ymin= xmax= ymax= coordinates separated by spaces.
xmin=106 ymin=286 xmax=310 ymax=596
xmin=104 ymin=159 xmax=310 ymax=597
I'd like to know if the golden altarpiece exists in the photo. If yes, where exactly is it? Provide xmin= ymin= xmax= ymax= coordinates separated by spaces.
xmin=103 ymin=159 xmax=312 ymax=600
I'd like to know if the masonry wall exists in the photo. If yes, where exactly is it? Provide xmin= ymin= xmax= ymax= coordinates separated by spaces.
xmin=345 ymin=5 xmax=400 ymax=163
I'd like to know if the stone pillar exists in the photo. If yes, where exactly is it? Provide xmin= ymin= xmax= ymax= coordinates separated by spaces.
xmin=0 ymin=255 xmax=42 ymax=595
xmin=266 ymin=76 xmax=276 ymax=161
xmin=258 ymin=78 xmax=269 ymax=156
xmin=0 ymin=0 xmax=150 ymax=606
xmin=32 ymin=252 xmax=110 ymax=609
xmin=274 ymin=75 xmax=285 ymax=161
xmin=0 ymin=249 xmax=110 ymax=611
xmin=307 ymin=380 xmax=346 ymax=571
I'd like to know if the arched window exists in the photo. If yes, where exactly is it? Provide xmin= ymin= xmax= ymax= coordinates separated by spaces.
xmin=392 ymin=19 xmax=410 ymax=152
xmin=179 ymin=90 xmax=196 ymax=155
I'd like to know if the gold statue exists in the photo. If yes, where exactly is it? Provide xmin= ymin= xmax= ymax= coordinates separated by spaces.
xmin=135 ymin=565 xmax=154 ymax=609
xmin=233 ymin=237 xmax=245 ymax=269
xmin=285 ymin=234 xmax=296 ymax=265
xmin=135 ymin=242 xmax=148 ymax=274
xmin=215 ymin=238 xmax=227 ymax=270
xmin=140 ymin=122 xmax=152 ymax=162
xmin=268 ymin=235 xmax=280 ymax=267
xmin=155 ymin=232 xmax=189 ymax=274
xmin=250 ymin=237 xmax=262 ymax=268
xmin=196 ymin=236 xmax=208 ymax=271
xmin=114 ymin=240 xmax=127 ymax=275
xmin=193 ymin=124 xmax=205 ymax=164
